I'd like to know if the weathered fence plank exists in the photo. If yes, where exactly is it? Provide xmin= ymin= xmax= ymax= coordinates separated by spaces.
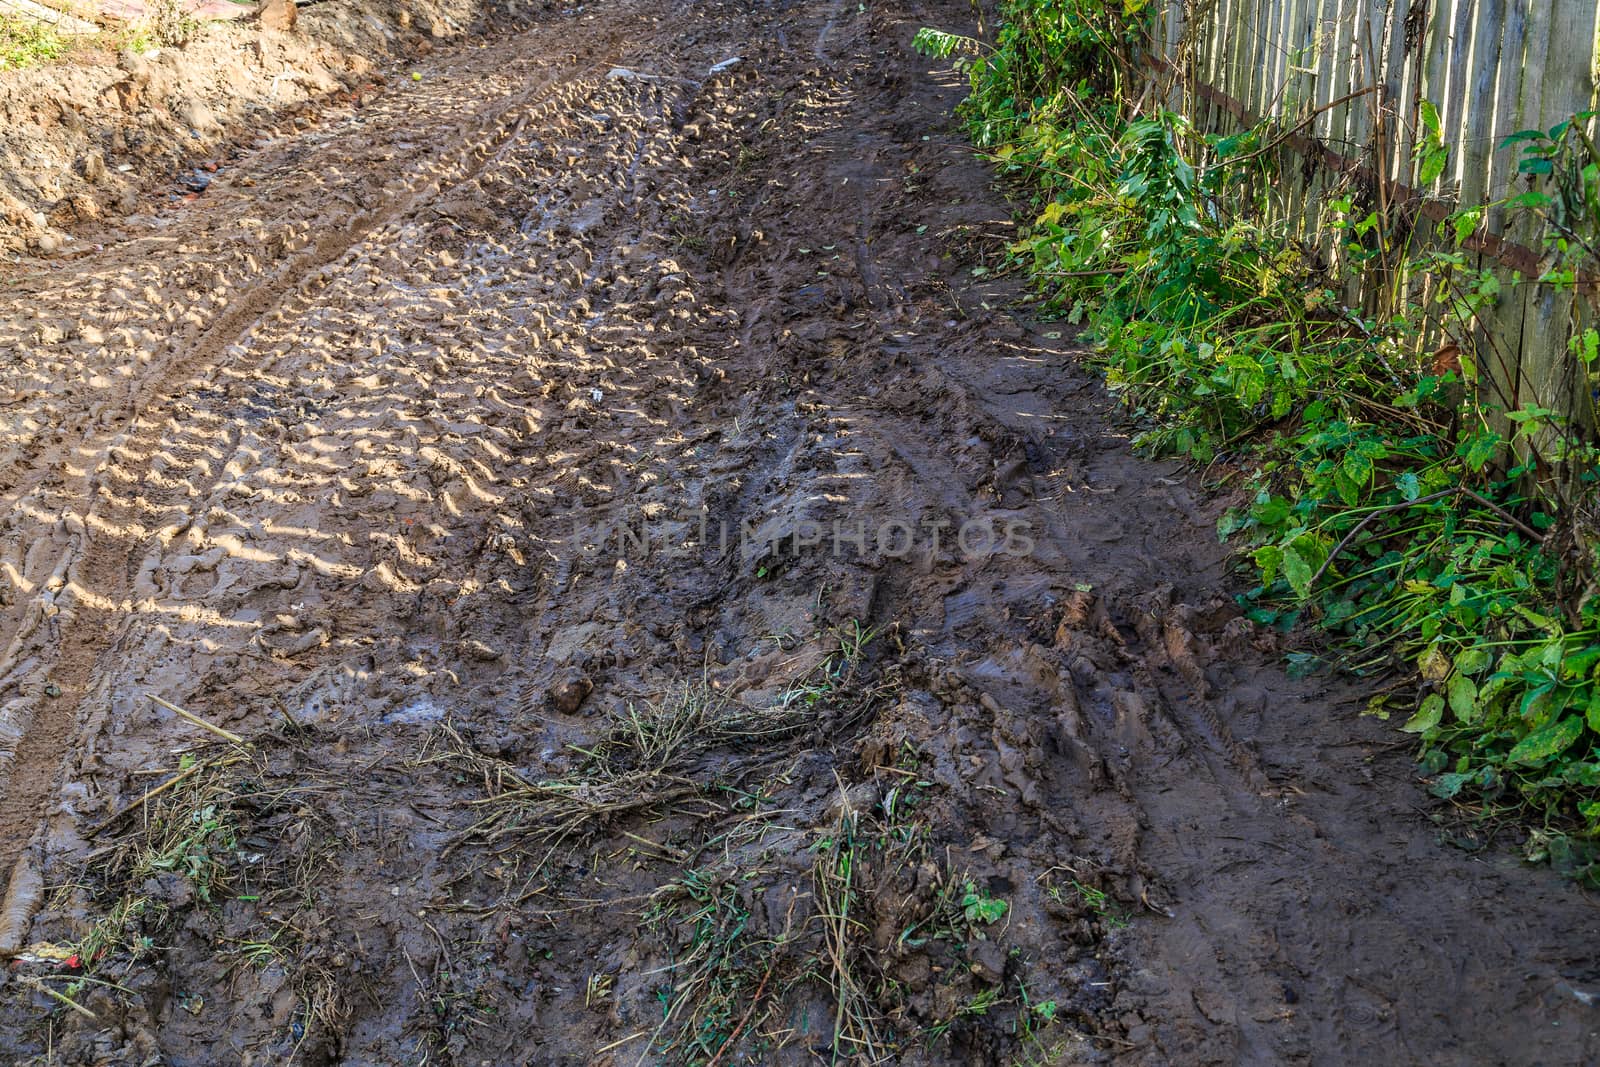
xmin=1160 ymin=0 xmax=1600 ymax=439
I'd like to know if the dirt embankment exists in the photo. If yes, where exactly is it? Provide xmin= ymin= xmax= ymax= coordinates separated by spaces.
xmin=0 ymin=0 xmax=536 ymax=253
xmin=0 ymin=0 xmax=1595 ymax=1063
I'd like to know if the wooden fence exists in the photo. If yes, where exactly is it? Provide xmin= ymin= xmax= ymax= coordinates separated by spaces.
xmin=1149 ymin=0 xmax=1600 ymax=452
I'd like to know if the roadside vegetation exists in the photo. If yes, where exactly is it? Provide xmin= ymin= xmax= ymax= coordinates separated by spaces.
xmin=917 ymin=1 xmax=1600 ymax=879
xmin=0 ymin=15 xmax=67 ymax=69
xmin=0 ymin=0 xmax=209 ymax=73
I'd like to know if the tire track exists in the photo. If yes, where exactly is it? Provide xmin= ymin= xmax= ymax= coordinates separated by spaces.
xmin=0 ymin=7 xmax=657 ymax=949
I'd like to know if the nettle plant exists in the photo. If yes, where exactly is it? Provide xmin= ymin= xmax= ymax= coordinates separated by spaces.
xmin=1215 ymin=122 xmax=1600 ymax=875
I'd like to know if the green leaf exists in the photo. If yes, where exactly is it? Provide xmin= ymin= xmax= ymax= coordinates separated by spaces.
xmin=1562 ymin=645 xmax=1600 ymax=679
xmin=1462 ymin=431 xmax=1501 ymax=472
xmin=1254 ymin=544 xmax=1283 ymax=586
xmin=1397 ymin=471 xmax=1421 ymax=501
xmin=1507 ymin=715 xmax=1584 ymax=764
xmin=1250 ymin=497 xmax=1290 ymax=527
xmin=1513 ymin=604 xmax=1559 ymax=632
xmin=1342 ymin=450 xmax=1374 ymax=486
xmin=1334 ymin=468 xmax=1361 ymax=506
xmin=1419 ymin=100 xmax=1442 ymax=135
xmin=1499 ymin=129 xmax=1545 ymax=148
xmin=1402 ymin=694 xmax=1445 ymax=733
xmin=1282 ymin=545 xmax=1313 ymax=598
xmin=1505 ymin=189 xmax=1554 ymax=209
xmin=962 ymin=892 xmax=1008 ymax=925
xmin=1565 ymin=761 xmax=1600 ymax=787
xmin=1447 ymin=673 xmax=1479 ymax=721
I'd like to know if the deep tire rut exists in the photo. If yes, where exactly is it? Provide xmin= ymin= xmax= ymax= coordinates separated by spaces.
xmin=0 ymin=5 xmax=647 ymax=940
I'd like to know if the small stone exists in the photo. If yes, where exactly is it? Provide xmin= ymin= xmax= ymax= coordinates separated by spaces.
xmin=548 ymin=671 xmax=593 ymax=714
xmin=50 ymin=194 xmax=101 ymax=225
xmin=457 ymin=639 xmax=502 ymax=662
xmin=141 ymin=872 xmax=194 ymax=907
xmin=79 ymin=151 xmax=106 ymax=184
xmin=965 ymin=938 xmax=1007 ymax=983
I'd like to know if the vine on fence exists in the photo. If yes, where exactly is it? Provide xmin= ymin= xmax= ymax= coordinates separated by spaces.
xmin=917 ymin=1 xmax=1600 ymax=878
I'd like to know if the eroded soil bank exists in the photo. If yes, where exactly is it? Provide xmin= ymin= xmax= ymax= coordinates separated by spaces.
xmin=0 ymin=0 xmax=533 ymax=254
xmin=0 ymin=0 xmax=1595 ymax=1063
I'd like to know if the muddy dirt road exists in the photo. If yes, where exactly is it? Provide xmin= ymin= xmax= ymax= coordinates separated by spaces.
xmin=0 ymin=0 xmax=1595 ymax=1063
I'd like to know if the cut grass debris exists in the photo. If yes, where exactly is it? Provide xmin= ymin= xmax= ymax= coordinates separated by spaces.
xmin=431 ymin=676 xmax=811 ymax=864
xmin=437 ymin=622 xmax=886 ymax=866
xmin=810 ymin=806 xmax=893 ymax=1063
xmin=22 ymin=740 xmax=349 ymax=1057
xmin=643 ymin=866 xmax=798 ymax=1064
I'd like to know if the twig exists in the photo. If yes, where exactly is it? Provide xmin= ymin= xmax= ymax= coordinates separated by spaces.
xmin=1215 ymin=86 xmax=1382 ymax=170
xmin=594 ymin=1030 xmax=649 ymax=1055
xmin=1307 ymin=489 xmax=1455 ymax=589
xmin=22 ymin=976 xmax=96 ymax=1020
xmin=705 ymin=962 xmax=775 ymax=1067
xmin=1458 ymin=487 xmax=1544 ymax=543
xmin=618 ymin=829 xmax=688 ymax=861
xmin=148 ymin=694 xmax=246 ymax=745
xmin=706 ymin=893 xmax=795 ymax=1067
xmin=96 ymin=758 xmax=209 ymax=829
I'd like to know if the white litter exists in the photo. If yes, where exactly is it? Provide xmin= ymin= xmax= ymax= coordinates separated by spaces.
xmin=708 ymin=57 xmax=743 ymax=75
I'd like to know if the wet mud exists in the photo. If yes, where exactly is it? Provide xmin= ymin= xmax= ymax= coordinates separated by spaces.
xmin=0 ymin=0 xmax=1595 ymax=1063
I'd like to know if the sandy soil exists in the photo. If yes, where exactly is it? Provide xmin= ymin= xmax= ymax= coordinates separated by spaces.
xmin=0 ymin=0 xmax=1596 ymax=1063
xmin=0 ymin=0 xmax=530 ymax=253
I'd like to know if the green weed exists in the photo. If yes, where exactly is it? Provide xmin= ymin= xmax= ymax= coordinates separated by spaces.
xmin=0 ymin=16 xmax=66 ymax=70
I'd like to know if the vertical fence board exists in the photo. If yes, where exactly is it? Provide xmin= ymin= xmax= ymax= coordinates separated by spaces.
xmin=1453 ymin=0 xmax=1504 ymax=215
xmin=1155 ymin=0 xmax=1600 ymax=439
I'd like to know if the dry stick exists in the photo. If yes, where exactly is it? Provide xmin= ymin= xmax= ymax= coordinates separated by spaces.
xmin=618 ymin=829 xmax=688 ymax=861
xmin=594 ymin=1030 xmax=650 ymax=1056
xmin=96 ymin=758 xmax=209 ymax=828
xmin=1457 ymin=487 xmax=1545 ymax=543
xmin=1306 ymin=489 xmax=1455 ymax=591
xmin=148 ymin=694 xmax=246 ymax=745
xmin=706 ymin=966 xmax=775 ymax=1067
xmin=1204 ymin=86 xmax=1383 ymax=171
